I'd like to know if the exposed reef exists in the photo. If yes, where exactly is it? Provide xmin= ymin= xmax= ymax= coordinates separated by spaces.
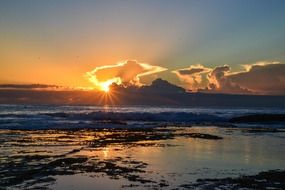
xmin=181 ymin=170 xmax=285 ymax=190
xmin=229 ymin=114 xmax=285 ymax=123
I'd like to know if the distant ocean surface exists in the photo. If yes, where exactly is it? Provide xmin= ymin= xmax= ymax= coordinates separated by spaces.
xmin=1 ymin=104 xmax=285 ymax=130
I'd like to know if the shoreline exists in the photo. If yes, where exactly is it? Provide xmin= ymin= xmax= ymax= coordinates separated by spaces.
xmin=1 ymin=126 xmax=284 ymax=189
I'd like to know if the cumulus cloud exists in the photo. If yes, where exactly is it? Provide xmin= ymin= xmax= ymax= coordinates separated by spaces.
xmin=86 ymin=60 xmax=167 ymax=91
xmin=242 ymin=61 xmax=281 ymax=72
xmin=227 ymin=62 xmax=285 ymax=94
xmin=206 ymin=65 xmax=251 ymax=94
xmin=172 ymin=64 xmax=211 ymax=90
xmin=174 ymin=61 xmax=285 ymax=95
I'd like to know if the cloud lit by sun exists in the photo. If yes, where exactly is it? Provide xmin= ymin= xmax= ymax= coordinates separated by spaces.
xmin=101 ymin=83 xmax=110 ymax=92
xmin=100 ymin=78 xmax=121 ymax=92
xmin=86 ymin=60 xmax=167 ymax=91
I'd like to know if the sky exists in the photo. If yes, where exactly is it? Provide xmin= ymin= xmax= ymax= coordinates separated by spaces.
xmin=1 ymin=0 xmax=285 ymax=94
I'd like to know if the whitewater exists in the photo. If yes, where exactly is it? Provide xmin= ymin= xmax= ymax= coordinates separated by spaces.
xmin=1 ymin=104 xmax=285 ymax=130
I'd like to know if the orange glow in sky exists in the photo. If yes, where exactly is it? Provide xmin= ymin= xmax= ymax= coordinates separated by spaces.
xmin=99 ymin=78 xmax=121 ymax=92
xmin=1 ymin=1 xmax=285 ymax=95
xmin=86 ymin=60 xmax=167 ymax=92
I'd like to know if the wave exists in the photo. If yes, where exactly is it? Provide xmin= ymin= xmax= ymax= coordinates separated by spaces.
xmin=0 ymin=112 xmax=225 ymax=130
xmin=44 ymin=111 xmax=225 ymax=122
xmin=1 ymin=105 xmax=285 ymax=129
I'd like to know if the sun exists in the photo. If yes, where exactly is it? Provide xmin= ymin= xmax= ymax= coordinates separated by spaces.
xmin=101 ymin=83 xmax=110 ymax=92
xmin=97 ymin=78 xmax=122 ymax=93
xmin=99 ymin=80 xmax=114 ymax=93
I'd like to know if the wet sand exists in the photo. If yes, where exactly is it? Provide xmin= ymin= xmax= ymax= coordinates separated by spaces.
xmin=0 ymin=126 xmax=284 ymax=189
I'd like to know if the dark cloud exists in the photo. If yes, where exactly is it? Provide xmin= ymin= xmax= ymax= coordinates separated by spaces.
xmin=1 ymin=80 xmax=284 ymax=107
xmin=109 ymin=78 xmax=185 ymax=95
xmin=0 ymin=84 xmax=60 ymax=89
xmin=140 ymin=78 xmax=185 ymax=94
xmin=228 ymin=62 xmax=285 ymax=94
xmin=177 ymin=68 xmax=206 ymax=75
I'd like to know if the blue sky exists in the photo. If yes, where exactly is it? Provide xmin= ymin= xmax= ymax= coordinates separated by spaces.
xmin=0 ymin=0 xmax=285 ymax=89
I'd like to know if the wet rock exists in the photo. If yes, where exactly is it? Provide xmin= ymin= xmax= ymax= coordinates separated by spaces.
xmin=182 ymin=170 xmax=285 ymax=190
xmin=229 ymin=114 xmax=285 ymax=123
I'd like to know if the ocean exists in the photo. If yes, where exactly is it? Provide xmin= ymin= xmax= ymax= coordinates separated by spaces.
xmin=1 ymin=104 xmax=285 ymax=130
xmin=1 ymin=104 xmax=285 ymax=189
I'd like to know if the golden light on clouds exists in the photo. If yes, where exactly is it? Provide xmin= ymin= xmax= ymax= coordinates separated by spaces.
xmin=172 ymin=64 xmax=211 ymax=90
xmin=99 ymin=78 xmax=121 ymax=92
xmin=86 ymin=60 xmax=167 ymax=91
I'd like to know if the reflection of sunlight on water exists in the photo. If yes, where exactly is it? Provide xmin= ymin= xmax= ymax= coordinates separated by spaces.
xmin=74 ymin=147 xmax=120 ymax=159
xmin=103 ymin=147 xmax=109 ymax=158
xmin=1 ymin=127 xmax=285 ymax=190
xmin=51 ymin=173 xmax=126 ymax=190
xmin=103 ymin=105 xmax=110 ymax=112
xmin=244 ymin=138 xmax=251 ymax=164
xmin=186 ymin=139 xmax=216 ymax=160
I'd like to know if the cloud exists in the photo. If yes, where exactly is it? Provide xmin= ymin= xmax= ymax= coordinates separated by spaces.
xmin=242 ymin=61 xmax=281 ymax=72
xmin=227 ymin=62 xmax=285 ymax=94
xmin=0 ymin=84 xmax=60 ymax=89
xmin=140 ymin=78 xmax=185 ymax=94
xmin=86 ymin=60 xmax=167 ymax=91
xmin=172 ymin=64 xmax=211 ymax=90
xmin=206 ymin=65 xmax=251 ymax=94
xmin=109 ymin=78 xmax=185 ymax=96
xmin=174 ymin=61 xmax=285 ymax=95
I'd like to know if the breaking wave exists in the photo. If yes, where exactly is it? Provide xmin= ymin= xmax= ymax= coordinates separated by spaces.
xmin=0 ymin=105 xmax=284 ymax=129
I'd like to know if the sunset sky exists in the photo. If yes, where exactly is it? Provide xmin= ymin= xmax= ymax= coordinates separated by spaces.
xmin=1 ymin=0 xmax=285 ymax=94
